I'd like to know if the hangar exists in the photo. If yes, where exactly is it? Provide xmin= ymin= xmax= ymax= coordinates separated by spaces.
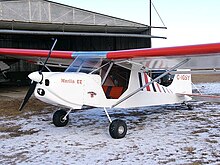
xmin=0 ymin=0 xmax=163 ymax=84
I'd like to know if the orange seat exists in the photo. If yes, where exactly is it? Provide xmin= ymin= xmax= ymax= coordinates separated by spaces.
xmin=102 ymin=86 xmax=124 ymax=99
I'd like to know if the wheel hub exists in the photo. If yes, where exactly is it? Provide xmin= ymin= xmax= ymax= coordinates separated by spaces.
xmin=60 ymin=116 xmax=66 ymax=123
xmin=118 ymin=126 xmax=125 ymax=135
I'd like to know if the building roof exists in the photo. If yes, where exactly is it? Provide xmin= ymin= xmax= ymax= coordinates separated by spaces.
xmin=0 ymin=0 xmax=164 ymax=38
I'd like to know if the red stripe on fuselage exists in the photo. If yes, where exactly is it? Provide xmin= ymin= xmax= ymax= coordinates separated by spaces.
xmin=144 ymin=74 xmax=151 ymax=91
xmin=156 ymin=83 xmax=162 ymax=93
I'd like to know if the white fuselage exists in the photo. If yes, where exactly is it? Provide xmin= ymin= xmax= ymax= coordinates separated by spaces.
xmin=34 ymin=68 xmax=192 ymax=109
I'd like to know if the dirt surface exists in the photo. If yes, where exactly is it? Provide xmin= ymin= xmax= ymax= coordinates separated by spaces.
xmin=192 ymin=74 xmax=220 ymax=83
xmin=0 ymin=86 xmax=50 ymax=117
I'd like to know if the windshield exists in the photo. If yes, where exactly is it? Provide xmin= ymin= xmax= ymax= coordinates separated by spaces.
xmin=65 ymin=56 xmax=103 ymax=73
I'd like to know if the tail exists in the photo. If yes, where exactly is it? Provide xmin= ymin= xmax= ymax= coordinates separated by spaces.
xmin=169 ymin=69 xmax=192 ymax=94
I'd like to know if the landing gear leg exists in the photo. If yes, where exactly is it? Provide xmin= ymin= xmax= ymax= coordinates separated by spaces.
xmin=104 ymin=107 xmax=127 ymax=139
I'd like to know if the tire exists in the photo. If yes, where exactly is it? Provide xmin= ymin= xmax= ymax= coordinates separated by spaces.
xmin=187 ymin=104 xmax=194 ymax=110
xmin=109 ymin=119 xmax=127 ymax=139
xmin=53 ymin=110 xmax=69 ymax=127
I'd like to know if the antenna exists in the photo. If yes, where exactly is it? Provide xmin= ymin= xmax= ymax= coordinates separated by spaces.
xmin=148 ymin=0 xmax=167 ymax=47
xmin=149 ymin=0 xmax=166 ymax=28
xmin=149 ymin=0 xmax=152 ymax=28
xmin=149 ymin=0 xmax=152 ymax=48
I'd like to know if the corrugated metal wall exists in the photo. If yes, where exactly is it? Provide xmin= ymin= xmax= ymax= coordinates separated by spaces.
xmin=0 ymin=34 xmax=150 ymax=72
xmin=0 ymin=34 xmax=149 ymax=50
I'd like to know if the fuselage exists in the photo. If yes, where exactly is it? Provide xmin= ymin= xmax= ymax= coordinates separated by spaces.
xmin=33 ymin=68 xmax=192 ymax=109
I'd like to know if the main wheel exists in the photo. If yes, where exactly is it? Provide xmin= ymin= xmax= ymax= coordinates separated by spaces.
xmin=109 ymin=119 xmax=127 ymax=139
xmin=53 ymin=110 xmax=69 ymax=127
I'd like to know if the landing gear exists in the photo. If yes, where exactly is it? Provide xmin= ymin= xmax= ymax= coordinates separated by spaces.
xmin=187 ymin=104 xmax=194 ymax=110
xmin=52 ymin=107 xmax=128 ymax=138
xmin=53 ymin=109 xmax=69 ymax=127
xmin=109 ymin=119 xmax=127 ymax=139
xmin=182 ymin=102 xmax=194 ymax=110
xmin=104 ymin=107 xmax=127 ymax=139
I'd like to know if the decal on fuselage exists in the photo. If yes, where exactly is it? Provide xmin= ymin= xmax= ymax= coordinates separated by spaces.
xmin=61 ymin=78 xmax=83 ymax=85
xmin=143 ymin=73 xmax=173 ymax=94
xmin=87 ymin=91 xmax=97 ymax=98
xmin=176 ymin=74 xmax=190 ymax=81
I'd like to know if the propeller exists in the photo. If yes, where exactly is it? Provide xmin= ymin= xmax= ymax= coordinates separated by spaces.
xmin=19 ymin=81 xmax=37 ymax=111
xmin=40 ymin=38 xmax=57 ymax=73
xmin=19 ymin=38 xmax=57 ymax=111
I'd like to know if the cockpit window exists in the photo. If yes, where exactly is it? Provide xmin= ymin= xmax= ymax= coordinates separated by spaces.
xmin=65 ymin=56 xmax=102 ymax=73
xmin=150 ymin=70 xmax=174 ymax=87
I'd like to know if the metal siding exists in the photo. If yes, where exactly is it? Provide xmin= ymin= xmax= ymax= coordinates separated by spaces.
xmin=0 ymin=0 xmax=147 ymax=28
xmin=0 ymin=34 xmax=150 ymax=72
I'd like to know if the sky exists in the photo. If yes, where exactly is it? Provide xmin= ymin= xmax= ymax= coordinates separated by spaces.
xmin=50 ymin=0 xmax=220 ymax=48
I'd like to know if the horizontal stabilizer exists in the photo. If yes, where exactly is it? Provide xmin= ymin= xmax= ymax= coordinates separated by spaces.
xmin=178 ymin=93 xmax=220 ymax=103
xmin=169 ymin=69 xmax=220 ymax=75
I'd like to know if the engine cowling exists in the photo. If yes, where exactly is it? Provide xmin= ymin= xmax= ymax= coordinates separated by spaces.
xmin=34 ymin=72 xmax=107 ymax=109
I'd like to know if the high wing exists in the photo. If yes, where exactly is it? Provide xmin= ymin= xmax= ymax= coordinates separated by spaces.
xmin=106 ymin=43 xmax=220 ymax=70
xmin=1 ymin=42 xmax=220 ymax=69
xmin=0 ymin=48 xmax=75 ymax=68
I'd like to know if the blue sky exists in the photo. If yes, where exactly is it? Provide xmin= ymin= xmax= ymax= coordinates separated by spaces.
xmin=51 ymin=0 xmax=220 ymax=48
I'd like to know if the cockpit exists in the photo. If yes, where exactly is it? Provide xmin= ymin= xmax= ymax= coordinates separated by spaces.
xmin=66 ymin=57 xmax=131 ymax=99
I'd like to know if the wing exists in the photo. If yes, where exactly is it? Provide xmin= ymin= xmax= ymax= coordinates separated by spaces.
xmin=0 ymin=48 xmax=75 ymax=68
xmin=106 ymin=42 xmax=220 ymax=70
xmin=1 ymin=42 xmax=220 ymax=69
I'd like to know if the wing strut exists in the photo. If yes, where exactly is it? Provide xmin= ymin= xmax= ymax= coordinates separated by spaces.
xmin=111 ymin=58 xmax=190 ymax=108
xmin=101 ymin=62 xmax=114 ymax=85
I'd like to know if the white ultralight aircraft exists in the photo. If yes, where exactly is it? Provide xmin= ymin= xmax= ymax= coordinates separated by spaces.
xmin=1 ymin=40 xmax=220 ymax=139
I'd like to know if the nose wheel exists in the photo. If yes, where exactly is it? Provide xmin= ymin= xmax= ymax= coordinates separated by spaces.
xmin=53 ymin=109 xmax=70 ymax=127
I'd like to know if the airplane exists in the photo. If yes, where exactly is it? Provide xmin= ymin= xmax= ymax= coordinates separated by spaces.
xmin=1 ymin=39 xmax=220 ymax=139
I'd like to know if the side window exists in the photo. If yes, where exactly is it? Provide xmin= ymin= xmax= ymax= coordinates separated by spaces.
xmin=102 ymin=64 xmax=130 ymax=87
xmin=101 ymin=63 xmax=131 ymax=99
xmin=151 ymin=70 xmax=174 ymax=87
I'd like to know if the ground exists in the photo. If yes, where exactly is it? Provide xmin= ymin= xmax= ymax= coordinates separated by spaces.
xmin=192 ymin=74 xmax=220 ymax=83
xmin=0 ymin=75 xmax=220 ymax=165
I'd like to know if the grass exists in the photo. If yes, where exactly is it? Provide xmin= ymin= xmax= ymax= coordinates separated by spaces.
xmin=0 ymin=96 xmax=51 ymax=139
xmin=192 ymin=74 xmax=220 ymax=83
xmin=191 ymin=129 xmax=209 ymax=134
xmin=0 ymin=97 xmax=52 ymax=118
xmin=0 ymin=121 xmax=40 ymax=139
xmin=205 ymin=138 xmax=218 ymax=144
xmin=183 ymin=147 xmax=196 ymax=154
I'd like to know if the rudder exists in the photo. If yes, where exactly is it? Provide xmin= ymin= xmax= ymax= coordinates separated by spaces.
xmin=169 ymin=69 xmax=192 ymax=94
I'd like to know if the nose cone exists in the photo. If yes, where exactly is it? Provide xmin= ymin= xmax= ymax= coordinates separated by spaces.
xmin=28 ymin=71 xmax=43 ymax=83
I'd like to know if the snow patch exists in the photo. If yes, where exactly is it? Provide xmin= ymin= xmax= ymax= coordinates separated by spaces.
xmin=0 ymin=83 xmax=220 ymax=164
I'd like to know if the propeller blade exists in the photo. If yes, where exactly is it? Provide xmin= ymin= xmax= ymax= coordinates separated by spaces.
xmin=40 ymin=38 xmax=57 ymax=72
xmin=19 ymin=38 xmax=57 ymax=111
xmin=19 ymin=81 xmax=37 ymax=111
